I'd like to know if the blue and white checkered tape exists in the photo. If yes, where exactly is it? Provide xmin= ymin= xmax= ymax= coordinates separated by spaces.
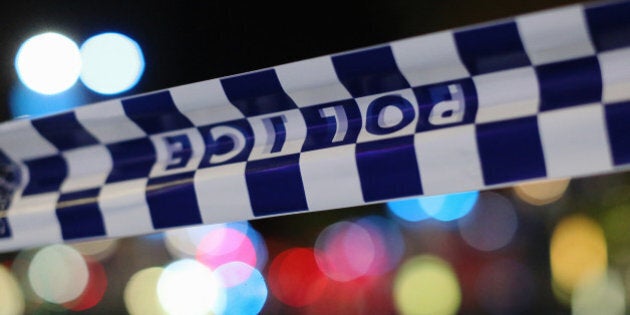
xmin=0 ymin=0 xmax=629 ymax=251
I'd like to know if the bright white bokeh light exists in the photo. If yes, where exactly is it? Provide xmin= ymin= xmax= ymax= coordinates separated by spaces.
xmin=157 ymin=259 xmax=226 ymax=315
xmin=80 ymin=32 xmax=144 ymax=95
xmin=28 ymin=244 xmax=89 ymax=304
xmin=15 ymin=32 xmax=82 ymax=95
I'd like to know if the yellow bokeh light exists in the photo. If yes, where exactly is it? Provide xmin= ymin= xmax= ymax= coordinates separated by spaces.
xmin=124 ymin=267 xmax=168 ymax=315
xmin=393 ymin=255 xmax=461 ymax=315
xmin=550 ymin=214 xmax=607 ymax=296
xmin=514 ymin=178 xmax=570 ymax=206
xmin=0 ymin=265 xmax=25 ymax=315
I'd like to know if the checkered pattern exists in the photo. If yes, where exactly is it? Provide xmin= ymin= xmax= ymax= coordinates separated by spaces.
xmin=1 ymin=0 xmax=630 ymax=251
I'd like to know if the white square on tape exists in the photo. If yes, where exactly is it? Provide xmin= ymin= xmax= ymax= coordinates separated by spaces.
xmin=599 ymin=47 xmax=630 ymax=104
xmin=194 ymin=163 xmax=253 ymax=224
xmin=8 ymin=193 xmax=63 ymax=246
xmin=517 ymin=5 xmax=595 ymax=65
xmin=414 ymin=125 xmax=483 ymax=195
xmin=61 ymin=145 xmax=112 ymax=193
xmin=276 ymin=56 xmax=353 ymax=107
xmin=538 ymin=104 xmax=612 ymax=178
xmin=99 ymin=179 xmax=153 ymax=238
xmin=299 ymin=144 xmax=363 ymax=211
xmin=392 ymin=31 xmax=469 ymax=86
xmin=75 ymin=99 xmax=146 ymax=144
xmin=474 ymin=67 xmax=539 ymax=123
xmin=170 ymin=79 xmax=245 ymax=126
xmin=0 ymin=119 xmax=57 ymax=160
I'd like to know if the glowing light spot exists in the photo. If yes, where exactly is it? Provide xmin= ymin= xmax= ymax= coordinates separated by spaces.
xmin=572 ymin=271 xmax=626 ymax=315
xmin=423 ymin=191 xmax=478 ymax=221
xmin=458 ymin=192 xmax=518 ymax=251
xmin=157 ymin=259 xmax=226 ymax=315
xmin=65 ymin=259 xmax=107 ymax=311
xmin=71 ymin=239 xmax=118 ymax=261
xmin=0 ymin=265 xmax=25 ymax=315
xmin=514 ymin=178 xmax=570 ymax=205
xmin=10 ymin=81 xmax=86 ymax=118
xmin=124 ymin=267 xmax=168 ymax=315
xmin=387 ymin=191 xmax=478 ymax=223
xmin=393 ymin=255 xmax=461 ymax=315
xmin=315 ymin=221 xmax=375 ymax=281
xmin=15 ymin=32 xmax=81 ymax=95
xmin=387 ymin=198 xmax=430 ymax=222
xmin=356 ymin=215 xmax=405 ymax=275
xmin=550 ymin=214 xmax=607 ymax=295
xmin=28 ymin=244 xmax=89 ymax=304
xmin=80 ymin=32 xmax=144 ymax=95
xmin=475 ymin=259 xmax=536 ymax=314
xmin=165 ymin=225 xmax=219 ymax=259
xmin=196 ymin=226 xmax=256 ymax=272
xmin=215 ymin=262 xmax=268 ymax=315
xmin=268 ymin=248 xmax=329 ymax=307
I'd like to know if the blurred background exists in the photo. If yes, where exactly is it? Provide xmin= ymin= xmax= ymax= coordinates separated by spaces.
xmin=0 ymin=0 xmax=625 ymax=314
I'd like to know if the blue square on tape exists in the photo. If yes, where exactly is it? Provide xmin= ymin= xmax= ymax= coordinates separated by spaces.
xmin=301 ymin=99 xmax=362 ymax=151
xmin=537 ymin=56 xmax=602 ymax=111
xmin=107 ymin=138 xmax=156 ymax=183
xmin=221 ymin=69 xmax=298 ymax=117
xmin=605 ymin=100 xmax=630 ymax=165
xmin=56 ymin=188 xmax=106 ymax=240
xmin=476 ymin=117 xmax=546 ymax=185
xmin=586 ymin=1 xmax=630 ymax=51
xmin=332 ymin=45 xmax=410 ymax=98
xmin=0 ymin=217 xmax=10 ymax=239
xmin=245 ymin=154 xmax=308 ymax=216
xmin=122 ymin=91 xmax=193 ymax=134
xmin=356 ymin=136 xmax=422 ymax=202
xmin=23 ymin=155 xmax=67 ymax=195
xmin=454 ymin=21 xmax=530 ymax=75
xmin=31 ymin=112 xmax=98 ymax=151
xmin=146 ymin=172 xmax=202 ymax=229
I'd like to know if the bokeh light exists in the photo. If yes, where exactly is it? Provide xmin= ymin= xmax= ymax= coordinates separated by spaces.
xmin=215 ymin=262 xmax=268 ymax=315
xmin=15 ymin=32 xmax=82 ymax=95
xmin=124 ymin=267 xmax=168 ymax=315
xmin=165 ymin=224 xmax=218 ymax=259
xmin=514 ymin=178 xmax=570 ymax=206
xmin=196 ymin=226 xmax=257 ymax=273
xmin=71 ymin=238 xmax=118 ymax=261
xmin=393 ymin=255 xmax=461 ymax=315
xmin=157 ymin=259 xmax=226 ymax=315
xmin=10 ymin=82 xmax=87 ymax=118
xmin=65 ymin=259 xmax=107 ymax=311
xmin=315 ymin=220 xmax=375 ymax=281
xmin=80 ymin=32 xmax=145 ymax=95
xmin=28 ymin=244 xmax=89 ymax=304
xmin=475 ymin=259 xmax=536 ymax=314
xmin=550 ymin=214 xmax=608 ymax=295
xmin=572 ymin=270 xmax=626 ymax=315
xmin=387 ymin=191 xmax=478 ymax=223
xmin=267 ymin=247 xmax=329 ymax=307
xmin=355 ymin=215 xmax=405 ymax=275
xmin=0 ymin=265 xmax=25 ymax=315
xmin=458 ymin=192 xmax=518 ymax=251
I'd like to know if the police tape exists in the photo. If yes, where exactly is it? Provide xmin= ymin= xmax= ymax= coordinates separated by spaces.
xmin=0 ymin=0 xmax=629 ymax=252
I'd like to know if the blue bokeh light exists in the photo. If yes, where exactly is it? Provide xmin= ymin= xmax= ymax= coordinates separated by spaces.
xmin=216 ymin=262 xmax=268 ymax=315
xmin=80 ymin=32 xmax=145 ymax=95
xmin=10 ymin=82 xmax=87 ymax=119
xmin=387 ymin=191 xmax=479 ymax=222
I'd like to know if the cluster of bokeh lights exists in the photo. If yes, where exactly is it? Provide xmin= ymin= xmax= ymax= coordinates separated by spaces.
xmin=13 ymin=31 xmax=144 ymax=117
xmin=0 ymin=177 xmax=627 ymax=314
